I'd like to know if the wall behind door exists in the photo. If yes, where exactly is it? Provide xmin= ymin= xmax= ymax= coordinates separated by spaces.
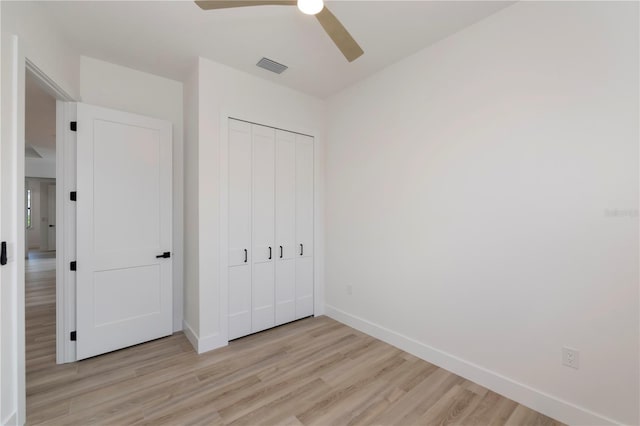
xmin=79 ymin=56 xmax=184 ymax=332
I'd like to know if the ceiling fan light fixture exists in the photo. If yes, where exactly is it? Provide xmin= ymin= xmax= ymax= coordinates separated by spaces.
xmin=297 ymin=0 xmax=324 ymax=15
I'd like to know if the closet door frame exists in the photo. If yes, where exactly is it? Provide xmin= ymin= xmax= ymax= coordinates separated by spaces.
xmin=219 ymin=111 xmax=324 ymax=345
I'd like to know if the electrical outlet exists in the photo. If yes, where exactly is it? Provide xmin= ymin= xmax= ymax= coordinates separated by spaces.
xmin=562 ymin=347 xmax=579 ymax=369
xmin=346 ymin=284 xmax=353 ymax=295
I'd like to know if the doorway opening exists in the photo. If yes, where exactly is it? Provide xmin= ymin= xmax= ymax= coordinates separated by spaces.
xmin=24 ymin=67 xmax=58 ymax=400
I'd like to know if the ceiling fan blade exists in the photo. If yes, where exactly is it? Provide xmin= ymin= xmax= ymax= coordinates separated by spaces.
xmin=315 ymin=6 xmax=364 ymax=62
xmin=195 ymin=0 xmax=295 ymax=10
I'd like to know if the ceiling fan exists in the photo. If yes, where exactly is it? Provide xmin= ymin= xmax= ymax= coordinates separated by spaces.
xmin=194 ymin=0 xmax=364 ymax=62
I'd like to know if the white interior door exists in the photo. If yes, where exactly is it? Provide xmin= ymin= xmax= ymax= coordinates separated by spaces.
xmin=228 ymin=119 xmax=252 ymax=340
xmin=251 ymin=124 xmax=275 ymax=333
xmin=47 ymin=184 xmax=56 ymax=251
xmin=295 ymin=135 xmax=314 ymax=319
xmin=275 ymin=130 xmax=296 ymax=326
xmin=76 ymin=103 xmax=172 ymax=360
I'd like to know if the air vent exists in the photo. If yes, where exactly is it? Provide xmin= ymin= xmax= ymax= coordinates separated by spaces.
xmin=256 ymin=57 xmax=288 ymax=74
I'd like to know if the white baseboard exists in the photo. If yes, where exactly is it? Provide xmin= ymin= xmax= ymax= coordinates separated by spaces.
xmin=198 ymin=332 xmax=227 ymax=354
xmin=325 ymin=305 xmax=618 ymax=426
xmin=1 ymin=411 xmax=17 ymax=426
xmin=182 ymin=320 xmax=199 ymax=352
xmin=182 ymin=320 xmax=228 ymax=354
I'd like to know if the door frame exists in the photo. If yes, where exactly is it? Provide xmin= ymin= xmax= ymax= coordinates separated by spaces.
xmin=2 ymin=34 xmax=76 ymax=425
xmin=26 ymin=62 xmax=76 ymax=366
xmin=218 ymin=110 xmax=325 ymax=347
xmin=22 ymin=63 xmax=77 ymax=366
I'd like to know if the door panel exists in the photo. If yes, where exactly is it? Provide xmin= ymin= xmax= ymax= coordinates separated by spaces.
xmin=76 ymin=103 xmax=172 ymax=360
xmin=47 ymin=184 xmax=56 ymax=251
xmin=295 ymin=257 xmax=314 ymax=319
xmin=295 ymin=135 xmax=314 ymax=319
xmin=275 ymin=131 xmax=296 ymax=325
xmin=228 ymin=119 xmax=252 ymax=267
xmin=296 ymin=135 xmax=314 ymax=258
xmin=275 ymin=260 xmax=295 ymax=325
xmin=252 ymin=262 xmax=274 ymax=332
xmin=228 ymin=119 xmax=252 ymax=337
xmin=228 ymin=266 xmax=251 ymax=340
xmin=93 ymin=121 xmax=160 ymax=254
xmin=251 ymin=124 xmax=275 ymax=332
xmin=93 ymin=265 xmax=161 ymax=326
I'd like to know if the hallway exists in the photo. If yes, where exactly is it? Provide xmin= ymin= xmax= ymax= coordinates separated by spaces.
xmin=25 ymin=256 xmax=57 ymax=374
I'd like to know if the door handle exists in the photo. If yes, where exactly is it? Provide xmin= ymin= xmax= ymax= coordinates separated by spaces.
xmin=49 ymin=224 xmax=55 ymax=228
xmin=156 ymin=252 xmax=171 ymax=259
xmin=244 ymin=249 xmax=248 ymax=263
xmin=300 ymin=244 xmax=304 ymax=256
xmin=268 ymin=246 xmax=272 ymax=260
xmin=1 ymin=242 xmax=7 ymax=266
xmin=280 ymin=246 xmax=283 ymax=259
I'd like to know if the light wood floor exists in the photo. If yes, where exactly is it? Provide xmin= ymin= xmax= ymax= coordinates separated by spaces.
xmin=26 ymin=257 xmax=563 ymax=426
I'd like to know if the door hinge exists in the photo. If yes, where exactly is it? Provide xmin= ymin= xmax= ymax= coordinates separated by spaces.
xmin=70 ymin=261 xmax=76 ymax=271
xmin=70 ymin=331 xmax=77 ymax=341
xmin=70 ymin=191 xmax=77 ymax=201
xmin=70 ymin=121 xmax=77 ymax=132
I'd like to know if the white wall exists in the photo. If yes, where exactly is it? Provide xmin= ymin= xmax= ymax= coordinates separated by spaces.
xmin=25 ymin=158 xmax=55 ymax=179
xmin=79 ymin=56 xmax=185 ymax=333
xmin=183 ymin=64 xmax=200 ymax=336
xmin=325 ymin=2 xmax=639 ymax=425
xmin=183 ymin=57 xmax=325 ymax=350
xmin=1 ymin=1 xmax=80 ymax=100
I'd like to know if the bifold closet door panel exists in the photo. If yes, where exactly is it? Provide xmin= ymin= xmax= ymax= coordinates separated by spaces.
xmin=228 ymin=119 xmax=252 ymax=339
xmin=275 ymin=131 xmax=296 ymax=325
xmin=295 ymin=134 xmax=314 ymax=319
xmin=229 ymin=267 xmax=251 ymax=339
xmin=295 ymin=257 xmax=314 ymax=319
xmin=251 ymin=124 xmax=276 ymax=333
xmin=295 ymin=135 xmax=314 ymax=258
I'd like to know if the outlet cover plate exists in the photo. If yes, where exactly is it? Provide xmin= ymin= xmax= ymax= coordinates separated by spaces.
xmin=562 ymin=347 xmax=579 ymax=369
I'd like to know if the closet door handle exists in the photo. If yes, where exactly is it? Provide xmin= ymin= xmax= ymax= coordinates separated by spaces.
xmin=0 ymin=242 xmax=7 ymax=266
xmin=244 ymin=249 xmax=248 ymax=263
xmin=268 ymin=246 xmax=272 ymax=260
xmin=300 ymin=244 xmax=304 ymax=256
xmin=280 ymin=246 xmax=283 ymax=259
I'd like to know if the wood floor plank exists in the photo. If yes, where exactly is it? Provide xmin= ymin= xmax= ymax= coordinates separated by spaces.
xmin=25 ymin=256 xmax=564 ymax=426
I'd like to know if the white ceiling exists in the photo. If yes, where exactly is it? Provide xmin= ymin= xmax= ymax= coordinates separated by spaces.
xmin=41 ymin=1 xmax=514 ymax=98
xmin=25 ymin=71 xmax=56 ymax=159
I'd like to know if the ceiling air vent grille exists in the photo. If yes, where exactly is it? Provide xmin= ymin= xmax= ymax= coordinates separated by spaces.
xmin=256 ymin=57 xmax=288 ymax=74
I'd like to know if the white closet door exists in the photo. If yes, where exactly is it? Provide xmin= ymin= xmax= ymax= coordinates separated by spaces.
xmin=295 ymin=134 xmax=314 ymax=319
xmin=275 ymin=130 xmax=296 ymax=326
xmin=228 ymin=119 xmax=252 ymax=340
xmin=251 ymin=124 xmax=275 ymax=333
